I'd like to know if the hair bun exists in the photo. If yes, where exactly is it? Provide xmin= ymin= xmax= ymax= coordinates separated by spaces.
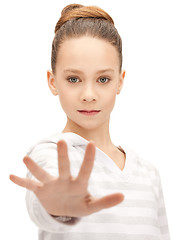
xmin=61 ymin=4 xmax=84 ymax=16
xmin=54 ymin=3 xmax=114 ymax=34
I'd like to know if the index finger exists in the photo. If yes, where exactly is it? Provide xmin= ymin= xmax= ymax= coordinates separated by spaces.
xmin=76 ymin=141 xmax=96 ymax=184
xmin=23 ymin=156 xmax=53 ymax=183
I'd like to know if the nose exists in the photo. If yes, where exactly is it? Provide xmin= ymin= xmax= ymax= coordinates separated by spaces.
xmin=80 ymin=84 xmax=96 ymax=102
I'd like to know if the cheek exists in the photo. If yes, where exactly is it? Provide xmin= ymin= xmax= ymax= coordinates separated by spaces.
xmin=58 ymin=86 xmax=77 ymax=110
xmin=103 ymin=90 xmax=117 ymax=109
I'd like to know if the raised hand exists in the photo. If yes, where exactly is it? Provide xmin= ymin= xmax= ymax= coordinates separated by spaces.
xmin=10 ymin=140 xmax=124 ymax=217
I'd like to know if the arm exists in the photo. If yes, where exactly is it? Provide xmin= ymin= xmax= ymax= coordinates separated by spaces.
xmin=22 ymin=141 xmax=80 ymax=233
xmin=25 ymin=142 xmax=80 ymax=232
xmin=26 ymin=189 xmax=79 ymax=233
xmin=10 ymin=140 xmax=124 ymax=233
xmin=156 ymin=170 xmax=170 ymax=240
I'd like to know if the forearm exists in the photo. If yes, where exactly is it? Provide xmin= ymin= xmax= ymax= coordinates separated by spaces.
xmin=26 ymin=189 xmax=80 ymax=233
xmin=25 ymin=146 xmax=81 ymax=232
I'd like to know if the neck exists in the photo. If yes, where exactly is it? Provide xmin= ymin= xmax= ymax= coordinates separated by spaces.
xmin=62 ymin=118 xmax=115 ymax=152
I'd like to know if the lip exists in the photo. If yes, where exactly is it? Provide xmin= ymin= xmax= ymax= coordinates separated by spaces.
xmin=77 ymin=110 xmax=101 ymax=116
xmin=78 ymin=110 xmax=101 ymax=112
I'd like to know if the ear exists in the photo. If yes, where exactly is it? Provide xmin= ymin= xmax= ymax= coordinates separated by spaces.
xmin=117 ymin=70 xmax=126 ymax=95
xmin=47 ymin=70 xmax=59 ymax=96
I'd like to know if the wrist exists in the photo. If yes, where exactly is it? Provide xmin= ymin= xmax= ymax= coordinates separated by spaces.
xmin=50 ymin=215 xmax=73 ymax=222
xmin=50 ymin=215 xmax=81 ymax=224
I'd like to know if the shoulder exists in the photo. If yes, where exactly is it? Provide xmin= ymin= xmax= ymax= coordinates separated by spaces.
xmin=25 ymin=132 xmax=86 ymax=177
xmin=26 ymin=133 xmax=61 ymax=157
xmin=124 ymin=146 xmax=161 ymax=180
xmin=24 ymin=133 xmax=63 ymax=174
xmin=25 ymin=132 xmax=84 ymax=166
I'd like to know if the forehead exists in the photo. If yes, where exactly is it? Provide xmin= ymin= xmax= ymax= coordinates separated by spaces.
xmin=56 ymin=36 xmax=119 ymax=71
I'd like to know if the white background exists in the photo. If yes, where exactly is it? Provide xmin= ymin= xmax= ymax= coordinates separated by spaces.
xmin=1 ymin=0 xmax=173 ymax=238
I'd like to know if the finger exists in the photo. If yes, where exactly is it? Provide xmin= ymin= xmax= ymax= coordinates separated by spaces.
xmin=76 ymin=141 xmax=96 ymax=184
xmin=23 ymin=156 xmax=53 ymax=183
xmin=9 ymin=174 xmax=42 ymax=192
xmin=88 ymin=193 xmax=124 ymax=214
xmin=57 ymin=140 xmax=71 ymax=179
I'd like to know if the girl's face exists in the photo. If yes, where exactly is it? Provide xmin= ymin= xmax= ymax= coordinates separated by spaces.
xmin=47 ymin=36 xmax=125 ymax=131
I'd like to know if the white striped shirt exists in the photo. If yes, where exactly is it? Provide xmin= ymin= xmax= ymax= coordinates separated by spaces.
xmin=26 ymin=132 xmax=170 ymax=240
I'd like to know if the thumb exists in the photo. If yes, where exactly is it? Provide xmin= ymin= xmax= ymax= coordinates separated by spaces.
xmin=88 ymin=193 xmax=124 ymax=214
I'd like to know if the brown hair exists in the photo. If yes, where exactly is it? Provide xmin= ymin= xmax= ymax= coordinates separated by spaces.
xmin=51 ymin=4 xmax=122 ymax=74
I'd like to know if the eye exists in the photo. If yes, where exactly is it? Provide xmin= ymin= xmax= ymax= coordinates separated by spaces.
xmin=67 ymin=77 xmax=80 ymax=83
xmin=98 ymin=77 xmax=111 ymax=84
xmin=66 ymin=76 xmax=111 ymax=84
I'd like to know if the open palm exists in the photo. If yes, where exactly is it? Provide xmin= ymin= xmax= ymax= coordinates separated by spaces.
xmin=10 ymin=140 xmax=124 ymax=217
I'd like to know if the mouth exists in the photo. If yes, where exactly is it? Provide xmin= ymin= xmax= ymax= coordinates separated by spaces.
xmin=77 ymin=110 xmax=101 ymax=116
xmin=78 ymin=110 xmax=101 ymax=113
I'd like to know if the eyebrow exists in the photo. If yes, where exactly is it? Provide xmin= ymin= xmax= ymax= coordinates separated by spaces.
xmin=63 ymin=68 xmax=115 ymax=74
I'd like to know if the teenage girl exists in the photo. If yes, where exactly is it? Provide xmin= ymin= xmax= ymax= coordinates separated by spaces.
xmin=10 ymin=4 xmax=170 ymax=240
